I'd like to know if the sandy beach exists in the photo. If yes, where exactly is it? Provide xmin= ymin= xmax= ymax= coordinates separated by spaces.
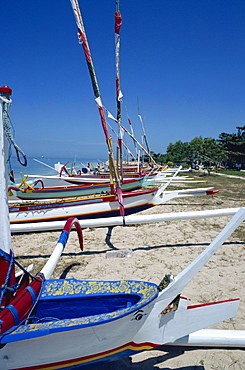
xmin=11 ymin=180 xmax=245 ymax=370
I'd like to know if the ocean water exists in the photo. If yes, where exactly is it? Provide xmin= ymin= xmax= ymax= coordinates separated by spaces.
xmin=9 ymin=156 xmax=107 ymax=184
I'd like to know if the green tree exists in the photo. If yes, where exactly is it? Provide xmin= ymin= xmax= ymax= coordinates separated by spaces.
xmin=165 ymin=140 xmax=190 ymax=164
xmin=147 ymin=125 xmax=245 ymax=169
xmin=217 ymin=126 xmax=245 ymax=168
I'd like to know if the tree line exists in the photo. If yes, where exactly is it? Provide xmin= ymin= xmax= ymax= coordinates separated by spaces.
xmin=149 ymin=126 xmax=245 ymax=170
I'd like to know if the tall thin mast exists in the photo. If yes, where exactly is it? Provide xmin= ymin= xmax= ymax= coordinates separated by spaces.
xmin=137 ymin=97 xmax=151 ymax=163
xmin=125 ymin=106 xmax=138 ymax=158
xmin=70 ymin=0 xmax=120 ymax=191
xmin=0 ymin=87 xmax=12 ymax=253
xmin=115 ymin=0 xmax=123 ymax=178
xmin=107 ymin=121 xmax=136 ymax=160
xmin=120 ymin=123 xmax=155 ymax=164
xmin=106 ymin=107 xmax=156 ymax=164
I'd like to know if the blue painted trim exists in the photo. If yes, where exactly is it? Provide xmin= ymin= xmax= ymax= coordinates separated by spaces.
xmin=25 ymin=286 xmax=37 ymax=304
xmin=0 ymin=248 xmax=12 ymax=262
xmin=58 ymin=230 xmax=68 ymax=247
xmin=5 ymin=305 xmax=20 ymax=325
xmin=2 ymin=279 xmax=159 ymax=344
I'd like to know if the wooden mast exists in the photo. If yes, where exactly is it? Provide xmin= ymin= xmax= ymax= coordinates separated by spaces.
xmin=69 ymin=0 xmax=121 ymax=195
xmin=115 ymin=0 xmax=123 ymax=180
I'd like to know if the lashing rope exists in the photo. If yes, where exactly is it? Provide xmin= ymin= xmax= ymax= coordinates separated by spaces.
xmin=1 ymin=97 xmax=27 ymax=167
xmin=0 ymin=249 xmax=42 ymax=309
xmin=0 ymin=250 xmax=15 ymax=307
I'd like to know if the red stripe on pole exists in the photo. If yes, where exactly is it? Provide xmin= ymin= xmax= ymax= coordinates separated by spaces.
xmin=115 ymin=11 xmax=122 ymax=34
xmin=98 ymin=106 xmax=110 ymax=142
xmin=118 ymin=138 xmax=122 ymax=151
xmin=116 ymin=186 xmax=125 ymax=217
xmin=77 ymin=29 xmax=92 ymax=63
xmin=116 ymin=77 xmax=120 ymax=101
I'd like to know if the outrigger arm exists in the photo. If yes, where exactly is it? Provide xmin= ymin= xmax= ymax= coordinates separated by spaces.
xmin=156 ymin=207 xmax=245 ymax=306
xmin=133 ymin=207 xmax=245 ymax=345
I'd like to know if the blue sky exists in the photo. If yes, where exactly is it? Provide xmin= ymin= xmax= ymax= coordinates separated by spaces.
xmin=1 ymin=0 xmax=245 ymax=161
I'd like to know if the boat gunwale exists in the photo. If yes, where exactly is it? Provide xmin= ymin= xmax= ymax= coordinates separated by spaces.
xmin=1 ymin=278 xmax=159 ymax=343
xmin=9 ymin=188 xmax=158 ymax=211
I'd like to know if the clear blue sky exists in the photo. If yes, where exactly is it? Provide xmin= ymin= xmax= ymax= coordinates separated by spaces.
xmin=2 ymin=0 xmax=245 ymax=160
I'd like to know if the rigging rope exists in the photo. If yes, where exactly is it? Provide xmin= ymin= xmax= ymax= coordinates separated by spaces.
xmin=105 ymin=107 xmax=156 ymax=164
xmin=0 ymin=248 xmax=42 ymax=310
xmin=0 ymin=96 xmax=27 ymax=167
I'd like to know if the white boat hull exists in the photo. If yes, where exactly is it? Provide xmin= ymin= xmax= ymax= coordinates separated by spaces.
xmin=10 ymin=207 xmax=240 ymax=234
xmin=9 ymin=187 xmax=216 ymax=232
xmin=0 ymin=295 xmax=240 ymax=370
xmin=2 ymin=208 xmax=245 ymax=369
xmin=9 ymin=189 xmax=159 ymax=226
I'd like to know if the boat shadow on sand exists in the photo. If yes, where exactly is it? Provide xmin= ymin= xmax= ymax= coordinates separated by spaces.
xmin=14 ymin=239 xmax=243 ymax=261
xmin=83 ymin=347 xmax=205 ymax=369
xmin=14 ymin=238 xmax=243 ymax=281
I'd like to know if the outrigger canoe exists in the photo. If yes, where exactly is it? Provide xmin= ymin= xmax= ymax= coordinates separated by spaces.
xmin=1 ymin=85 xmax=245 ymax=370
xmin=1 ymin=209 xmax=245 ymax=370
xmin=9 ymin=186 xmax=219 ymax=231
xmin=9 ymin=176 xmax=155 ymax=200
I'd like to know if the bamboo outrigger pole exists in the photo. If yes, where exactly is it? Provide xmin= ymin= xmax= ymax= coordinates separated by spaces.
xmin=69 ymin=0 xmax=125 ymax=217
